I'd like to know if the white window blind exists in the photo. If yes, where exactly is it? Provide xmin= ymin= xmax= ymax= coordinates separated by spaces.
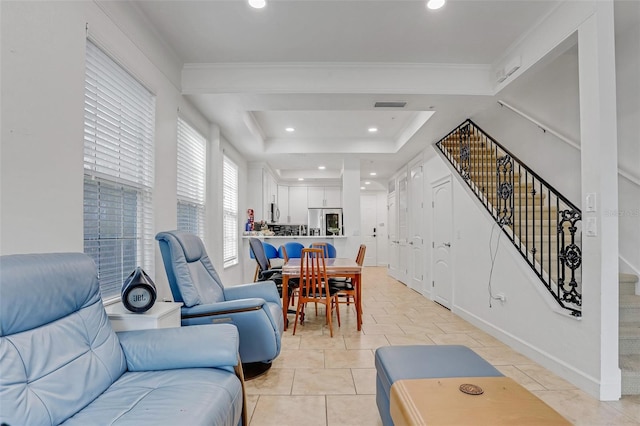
xmin=177 ymin=117 xmax=206 ymax=239
xmin=223 ymin=155 xmax=239 ymax=267
xmin=83 ymin=40 xmax=155 ymax=300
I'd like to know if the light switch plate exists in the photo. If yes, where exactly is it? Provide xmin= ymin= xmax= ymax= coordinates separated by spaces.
xmin=586 ymin=217 xmax=597 ymax=237
xmin=586 ymin=193 xmax=596 ymax=212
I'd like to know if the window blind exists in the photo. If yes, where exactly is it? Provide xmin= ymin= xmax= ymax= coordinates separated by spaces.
xmin=83 ymin=40 xmax=155 ymax=300
xmin=177 ymin=117 xmax=206 ymax=238
xmin=222 ymin=155 xmax=239 ymax=267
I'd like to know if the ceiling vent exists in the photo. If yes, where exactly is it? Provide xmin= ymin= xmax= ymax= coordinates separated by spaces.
xmin=374 ymin=101 xmax=407 ymax=108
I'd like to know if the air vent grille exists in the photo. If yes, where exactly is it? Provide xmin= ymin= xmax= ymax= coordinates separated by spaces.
xmin=374 ymin=101 xmax=407 ymax=108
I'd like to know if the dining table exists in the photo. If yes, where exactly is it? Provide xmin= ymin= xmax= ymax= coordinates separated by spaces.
xmin=281 ymin=257 xmax=363 ymax=331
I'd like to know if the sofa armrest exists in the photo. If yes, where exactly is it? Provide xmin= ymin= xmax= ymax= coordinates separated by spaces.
xmin=224 ymin=281 xmax=282 ymax=306
xmin=117 ymin=323 xmax=239 ymax=372
xmin=181 ymin=298 xmax=268 ymax=319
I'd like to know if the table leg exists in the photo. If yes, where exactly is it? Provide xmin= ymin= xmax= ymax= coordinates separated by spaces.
xmin=356 ymin=273 xmax=362 ymax=331
xmin=282 ymin=275 xmax=289 ymax=331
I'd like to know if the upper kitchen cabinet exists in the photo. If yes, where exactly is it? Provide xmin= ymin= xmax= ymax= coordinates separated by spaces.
xmin=248 ymin=164 xmax=278 ymax=222
xmin=307 ymin=186 xmax=342 ymax=208
xmin=288 ymin=186 xmax=308 ymax=224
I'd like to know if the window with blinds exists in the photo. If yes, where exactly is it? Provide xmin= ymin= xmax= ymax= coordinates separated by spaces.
xmin=177 ymin=117 xmax=206 ymax=239
xmin=223 ymin=155 xmax=239 ymax=267
xmin=83 ymin=40 xmax=155 ymax=300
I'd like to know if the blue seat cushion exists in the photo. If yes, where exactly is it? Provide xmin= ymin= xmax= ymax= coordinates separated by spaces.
xmin=61 ymin=369 xmax=242 ymax=426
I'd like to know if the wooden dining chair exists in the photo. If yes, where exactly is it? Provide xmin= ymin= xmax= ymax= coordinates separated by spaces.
xmin=330 ymin=244 xmax=366 ymax=308
xmin=293 ymin=248 xmax=341 ymax=337
xmin=310 ymin=242 xmax=337 ymax=258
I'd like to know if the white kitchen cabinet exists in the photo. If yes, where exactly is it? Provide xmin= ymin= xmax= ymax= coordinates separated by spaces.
xmin=307 ymin=186 xmax=342 ymax=208
xmin=277 ymin=184 xmax=290 ymax=223
xmin=289 ymin=186 xmax=308 ymax=224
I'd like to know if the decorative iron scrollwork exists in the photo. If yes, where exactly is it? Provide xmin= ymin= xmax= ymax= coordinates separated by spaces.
xmin=558 ymin=209 xmax=582 ymax=312
xmin=496 ymin=155 xmax=513 ymax=226
xmin=459 ymin=125 xmax=471 ymax=181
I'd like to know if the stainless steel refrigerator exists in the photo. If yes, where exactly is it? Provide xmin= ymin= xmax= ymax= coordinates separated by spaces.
xmin=308 ymin=208 xmax=343 ymax=236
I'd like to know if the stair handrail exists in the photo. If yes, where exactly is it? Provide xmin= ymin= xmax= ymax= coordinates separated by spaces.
xmin=498 ymin=100 xmax=640 ymax=188
xmin=436 ymin=119 xmax=582 ymax=317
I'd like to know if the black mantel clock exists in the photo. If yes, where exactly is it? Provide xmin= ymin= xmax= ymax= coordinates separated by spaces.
xmin=121 ymin=267 xmax=157 ymax=313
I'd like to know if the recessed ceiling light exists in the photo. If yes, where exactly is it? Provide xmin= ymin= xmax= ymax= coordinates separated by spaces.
xmin=248 ymin=0 xmax=266 ymax=8
xmin=427 ymin=0 xmax=445 ymax=10
xmin=370 ymin=172 xmax=377 ymax=176
xmin=298 ymin=178 xmax=304 ymax=181
xmin=360 ymin=186 xmax=366 ymax=190
xmin=368 ymin=127 xmax=378 ymax=133
xmin=318 ymin=166 xmax=326 ymax=170
xmin=285 ymin=127 xmax=295 ymax=132
xmin=365 ymin=181 xmax=371 ymax=185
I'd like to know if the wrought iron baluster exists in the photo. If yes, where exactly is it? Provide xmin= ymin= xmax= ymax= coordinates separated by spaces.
xmin=496 ymin=155 xmax=513 ymax=226
xmin=558 ymin=209 xmax=582 ymax=314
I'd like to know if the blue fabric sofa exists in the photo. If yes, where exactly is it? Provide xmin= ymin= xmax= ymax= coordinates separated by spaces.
xmin=0 ymin=253 xmax=245 ymax=426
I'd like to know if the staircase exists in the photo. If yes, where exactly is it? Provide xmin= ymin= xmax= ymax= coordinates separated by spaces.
xmin=436 ymin=120 xmax=582 ymax=316
xmin=619 ymin=273 xmax=640 ymax=395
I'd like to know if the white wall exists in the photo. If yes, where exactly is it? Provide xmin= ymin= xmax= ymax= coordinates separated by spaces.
xmin=615 ymin=1 xmax=640 ymax=276
xmin=0 ymin=1 xmax=236 ymax=300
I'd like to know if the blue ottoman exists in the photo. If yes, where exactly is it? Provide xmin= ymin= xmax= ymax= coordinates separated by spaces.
xmin=374 ymin=345 xmax=503 ymax=426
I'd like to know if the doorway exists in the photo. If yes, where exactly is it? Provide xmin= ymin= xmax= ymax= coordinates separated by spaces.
xmin=432 ymin=177 xmax=453 ymax=308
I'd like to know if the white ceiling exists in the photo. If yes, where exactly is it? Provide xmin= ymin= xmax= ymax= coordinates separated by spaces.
xmin=132 ymin=0 xmax=562 ymax=186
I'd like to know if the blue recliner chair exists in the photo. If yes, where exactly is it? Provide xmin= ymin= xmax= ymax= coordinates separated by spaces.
xmin=156 ymin=230 xmax=284 ymax=374
xmin=0 ymin=253 xmax=244 ymax=426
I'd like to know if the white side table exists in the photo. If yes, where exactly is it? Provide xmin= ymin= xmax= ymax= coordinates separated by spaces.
xmin=105 ymin=301 xmax=182 ymax=332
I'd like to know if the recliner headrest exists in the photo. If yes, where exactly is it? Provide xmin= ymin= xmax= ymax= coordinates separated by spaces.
xmin=173 ymin=231 xmax=205 ymax=263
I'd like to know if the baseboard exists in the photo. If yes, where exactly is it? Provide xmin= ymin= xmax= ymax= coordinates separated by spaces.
xmin=452 ymin=305 xmax=617 ymax=400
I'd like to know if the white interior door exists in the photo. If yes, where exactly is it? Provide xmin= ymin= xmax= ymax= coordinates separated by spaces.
xmin=397 ymin=172 xmax=409 ymax=285
xmin=360 ymin=193 xmax=378 ymax=266
xmin=409 ymin=163 xmax=425 ymax=293
xmin=432 ymin=178 xmax=453 ymax=308
xmin=387 ymin=191 xmax=399 ymax=279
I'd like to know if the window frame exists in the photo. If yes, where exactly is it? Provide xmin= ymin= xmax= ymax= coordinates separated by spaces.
xmin=222 ymin=155 xmax=239 ymax=268
xmin=83 ymin=39 xmax=155 ymax=301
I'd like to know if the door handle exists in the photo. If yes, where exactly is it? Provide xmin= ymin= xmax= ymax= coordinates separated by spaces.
xmin=444 ymin=242 xmax=451 ymax=247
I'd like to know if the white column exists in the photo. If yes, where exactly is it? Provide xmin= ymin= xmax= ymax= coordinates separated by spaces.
xmin=207 ymin=123 xmax=223 ymax=272
xmin=342 ymin=158 xmax=361 ymax=256
xmin=578 ymin=1 xmax=620 ymax=400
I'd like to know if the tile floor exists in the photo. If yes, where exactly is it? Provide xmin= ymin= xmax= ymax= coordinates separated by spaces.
xmin=245 ymin=267 xmax=640 ymax=425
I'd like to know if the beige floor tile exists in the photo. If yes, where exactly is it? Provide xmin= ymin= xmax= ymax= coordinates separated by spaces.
xmin=292 ymin=368 xmax=356 ymax=395
xmin=385 ymin=333 xmax=436 ymax=346
xmin=472 ymin=345 xmax=535 ymax=366
xmin=326 ymin=395 xmax=383 ymax=426
xmin=325 ymin=349 xmax=375 ymax=368
xmin=434 ymin=321 xmax=480 ymax=333
xmin=495 ymin=365 xmax=546 ymax=391
xmin=361 ymin=323 xmax=405 ymax=335
xmin=246 ymin=394 xmax=259 ymax=422
xmin=249 ymin=395 xmax=326 ymax=426
xmin=607 ymin=395 xmax=640 ymax=422
xmin=515 ymin=363 xmax=576 ymax=390
xmin=299 ymin=335 xmax=347 ymax=350
xmin=245 ymin=368 xmax=295 ymax=395
xmin=273 ymin=349 xmax=325 ymax=369
xmin=466 ymin=331 xmax=507 ymax=347
xmin=534 ymin=389 xmax=639 ymax=425
xmin=428 ymin=332 xmax=483 ymax=347
xmin=399 ymin=322 xmax=445 ymax=335
xmin=250 ymin=267 xmax=638 ymax=425
xmin=344 ymin=334 xmax=390 ymax=350
xmin=351 ymin=368 xmax=377 ymax=394
xmin=371 ymin=314 xmax=414 ymax=325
